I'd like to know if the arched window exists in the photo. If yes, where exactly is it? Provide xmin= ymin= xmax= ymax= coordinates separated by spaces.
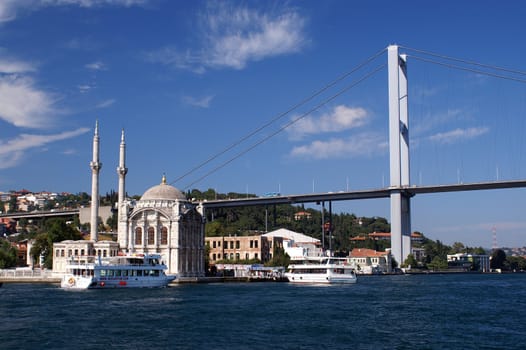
xmin=161 ymin=227 xmax=168 ymax=245
xmin=135 ymin=227 xmax=142 ymax=245
xmin=148 ymin=227 xmax=155 ymax=245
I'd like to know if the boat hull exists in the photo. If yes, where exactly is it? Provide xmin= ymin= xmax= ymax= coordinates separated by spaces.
xmin=61 ymin=274 xmax=176 ymax=289
xmin=285 ymin=272 xmax=357 ymax=284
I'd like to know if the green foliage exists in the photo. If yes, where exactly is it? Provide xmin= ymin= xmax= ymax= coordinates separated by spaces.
xmin=0 ymin=239 xmax=17 ymax=268
xmin=490 ymin=249 xmax=507 ymax=269
xmin=30 ymin=218 xmax=82 ymax=269
xmin=427 ymin=256 xmax=448 ymax=270
xmin=106 ymin=211 xmax=118 ymax=231
xmin=401 ymin=254 xmax=418 ymax=268
xmin=265 ymin=245 xmax=290 ymax=267
xmin=506 ymin=256 xmax=526 ymax=271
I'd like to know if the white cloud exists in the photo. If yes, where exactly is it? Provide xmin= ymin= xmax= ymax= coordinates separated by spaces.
xmin=85 ymin=61 xmax=107 ymax=71
xmin=288 ymin=105 xmax=369 ymax=140
xmin=413 ymin=108 xmax=464 ymax=136
xmin=0 ymin=0 xmax=148 ymax=23
xmin=290 ymin=132 xmax=387 ymax=160
xmin=182 ymin=95 xmax=214 ymax=108
xmin=429 ymin=126 xmax=489 ymax=144
xmin=43 ymin=0 xmax=148 ymax=7
xmin=0 ymin=128 xmax=90 ymax=169
xmin=0 ymin=56 xmax=36 ymax=73
xmin=96 ymin=99 xmax=115 ymax=108
xmin=78 ymin=84 xmax=93 ymax=93
xmin=0 ymin=75 xmax=61 ymax=129
xmin=147 ymin=3 xmax=307 ymax=72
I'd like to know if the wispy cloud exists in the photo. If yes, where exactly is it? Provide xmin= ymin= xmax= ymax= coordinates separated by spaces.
xmin=85 ymin=61 xmax=107 ymax=71
xmin=0 ymin=128 xmax=90 ymax=169
xmin=429 ymin=126 xmax=489 ymax=144
xmin=146 ymin=3 xmax=307 ymax=73
xmin=0 ymin=54 xmax=36 ymax=73
xmin=290 ymin=132 xmax=387 ymax=160
xmin=182 ymin=95 xmax=214 ymax=108
xmin=96 ymin=99 xmax=115 ymax=108
xmin=0 ymin=75 xmax=61 ymax=129
xmin=287 ymin=105 xmax=369 ymax=140
xmin=412 ymin=108 xmax=464 ymax=136
xmin=78 ymin=84 xmax=94 ymax=93
xmin=0 ymin=0 xmax=149 ymax=23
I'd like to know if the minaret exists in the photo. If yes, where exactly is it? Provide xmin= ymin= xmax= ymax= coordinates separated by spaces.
xmin=90 ymin=120 xmax=102 ymax=242
xmin=117 ymin=129 xmax=127 ymax=208
xmin=116 ymin=129 xmax=128 ymax=248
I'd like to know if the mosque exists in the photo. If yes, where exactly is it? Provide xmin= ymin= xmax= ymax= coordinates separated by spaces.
xmin=53 ymin=122 xmax=206 ymax=279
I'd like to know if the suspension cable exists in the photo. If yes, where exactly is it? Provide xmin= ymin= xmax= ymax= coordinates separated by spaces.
xmin=400 ymin=45 xmax=526 ymax=77
xmin=408 ymin=55 xmax=526 ymax=84
xmin=170 ymin=47 xmax=387 ymax=186
xmin=183 ymin=63 xmax=387 ymax=190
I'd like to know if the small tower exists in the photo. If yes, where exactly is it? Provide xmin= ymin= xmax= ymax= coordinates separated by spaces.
xmin=117 ymin=129 xmax=127 ymax=209
xmin=117 ymin=129 xmax=128 ymax=245
xmin=90 ymin=120 xmax=102 ymax=242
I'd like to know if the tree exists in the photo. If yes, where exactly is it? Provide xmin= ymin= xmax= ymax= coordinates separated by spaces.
xmin=265 ymin=245 xmax=290 ymax=267
xmin=490 ymin=249 xmax=507 ymax=270
xmin=427 ymin=256 xmax=448 ymax=271
xmin=402 ymin=254 xmax=418 ymax=268
xmin=450 ymin=242 xmax=465 ymax=253
xmin=30 ymin=219 xmax=82 ymax=269
xmin=0 ymin=239 xmax=17 ymax=268
xmin=506 ymin=256 xmax=526 ymax=271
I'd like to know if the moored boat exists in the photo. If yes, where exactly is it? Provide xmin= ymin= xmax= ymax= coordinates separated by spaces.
xmin=285 ymin=257 xmax=357 ymax=284
xmin=60 ymin=254 xmax=175 ymax=289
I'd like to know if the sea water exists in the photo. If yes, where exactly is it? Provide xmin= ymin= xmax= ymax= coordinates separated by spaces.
xmin=1 ymin=273 xmax=526 ymax=349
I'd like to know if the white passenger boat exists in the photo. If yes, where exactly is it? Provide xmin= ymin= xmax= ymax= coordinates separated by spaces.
xmin=60 ymin=254 xmax=176 ymax=289
xmin=285 ymin=257 xmax=357 ymax=284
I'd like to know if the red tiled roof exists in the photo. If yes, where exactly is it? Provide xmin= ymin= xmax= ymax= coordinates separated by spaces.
xmin=350 ymin=248 xmax=389 ymax=258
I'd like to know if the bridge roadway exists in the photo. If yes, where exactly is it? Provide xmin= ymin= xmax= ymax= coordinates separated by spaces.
xmin=2 ymin=179 xmax=525 ymax=218
xmin=0 ymin=209 xmax=79 ymax=220
xmin=197 ymin=179 xmax=526 ymax=208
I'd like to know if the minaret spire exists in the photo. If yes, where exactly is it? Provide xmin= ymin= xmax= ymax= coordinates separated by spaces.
xmin=90 ymin=120 xmax=102 ymax=242
xmin=117 ymin=129 xmax=127 ymax=206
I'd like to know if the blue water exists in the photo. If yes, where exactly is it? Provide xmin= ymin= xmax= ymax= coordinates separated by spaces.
xmin=1 ymin=273 xmax=526 ymax=349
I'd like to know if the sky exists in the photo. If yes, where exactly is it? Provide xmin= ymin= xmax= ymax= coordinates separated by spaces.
xmin=1 ymin=0 xmax=526 ymax=248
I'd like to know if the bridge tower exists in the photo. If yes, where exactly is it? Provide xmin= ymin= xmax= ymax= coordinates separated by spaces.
xmin=90 ymin=120 xmax=102 ymax=242
xmin=388 ymin=45 xmax=412 ymax=266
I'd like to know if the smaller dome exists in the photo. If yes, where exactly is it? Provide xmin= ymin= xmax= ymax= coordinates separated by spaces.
xmin=141 ymin=175 xmax=186 ymax=201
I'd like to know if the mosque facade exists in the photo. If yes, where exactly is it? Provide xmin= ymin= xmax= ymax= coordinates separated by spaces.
xmin=53 ymin=123 xmax=205 ymax=279
xmin=117 ymin=176 xmax=205 ymax=278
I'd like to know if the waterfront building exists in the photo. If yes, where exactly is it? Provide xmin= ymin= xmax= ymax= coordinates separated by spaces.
xmin=349 ymin=248 xmax=392 ymax=274
xmin=206 ymin=234 xmax=283 ymax=264
xmin=447 ymin=253 xmax=490 ymax=272
xmin=52 ymin=240 xmax=119 ymax=275
xmin=263 ymin=228 xmax=322 ymax=260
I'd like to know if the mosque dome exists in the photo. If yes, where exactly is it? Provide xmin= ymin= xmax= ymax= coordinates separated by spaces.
xmin=141 ymin=175 xmax=186 ymax=201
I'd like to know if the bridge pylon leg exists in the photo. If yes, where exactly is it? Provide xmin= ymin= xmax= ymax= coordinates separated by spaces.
xmin=388 ymin=45 xmax=412 ymax=267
